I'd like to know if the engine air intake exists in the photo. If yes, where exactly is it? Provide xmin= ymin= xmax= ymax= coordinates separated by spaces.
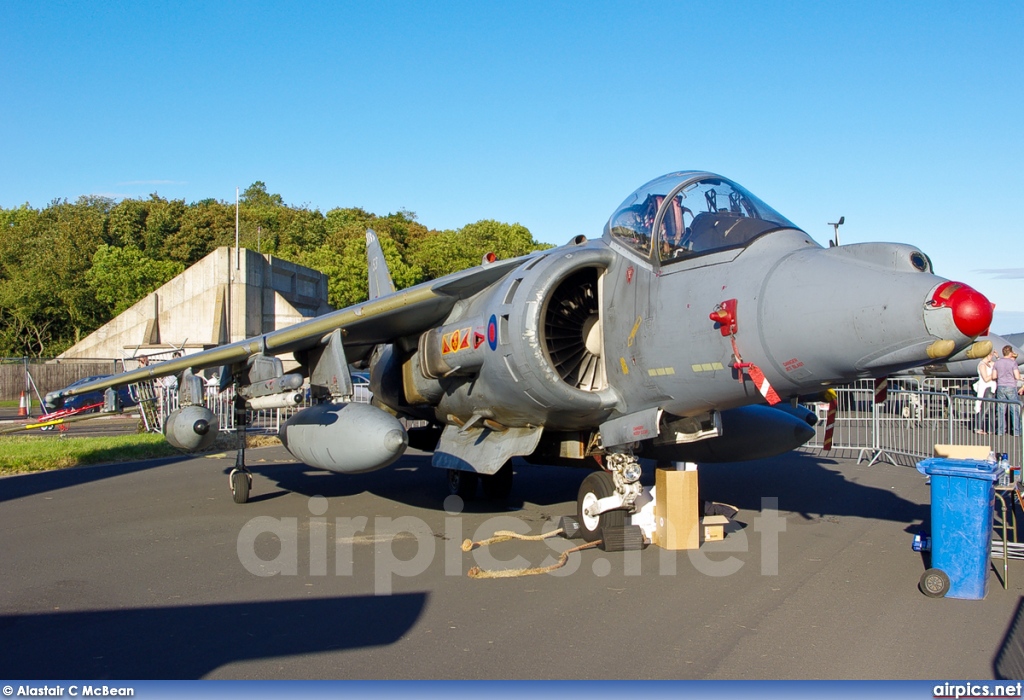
xmin=542 ymin=268 xmax=606 ymax=392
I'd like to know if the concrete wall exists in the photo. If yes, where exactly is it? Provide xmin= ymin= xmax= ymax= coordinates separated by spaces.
xmin=59 ymin=247 xmax=331 ymax=361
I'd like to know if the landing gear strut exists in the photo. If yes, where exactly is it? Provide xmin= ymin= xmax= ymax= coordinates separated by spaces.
xmin=229 ymin=393 xmax=252 ymax=504
xmin=447 ymin=469 xmax=478 ymax=500
xmin=447 ymin=461 xmax=515 ymax=502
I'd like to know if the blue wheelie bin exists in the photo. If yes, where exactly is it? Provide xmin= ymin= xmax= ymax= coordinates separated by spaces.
xmin=916 ymin=457 xmax=1000 ymax=599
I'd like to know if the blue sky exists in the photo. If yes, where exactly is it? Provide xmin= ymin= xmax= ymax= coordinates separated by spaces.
xmin=2 ymin=1 xmax=1022 ymax=332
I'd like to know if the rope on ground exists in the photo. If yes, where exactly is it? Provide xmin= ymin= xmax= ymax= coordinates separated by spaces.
xmin=461 ymin=527 xmax=563 ymax=551
xmin=461 ymin=527 xmax=601 ymax=579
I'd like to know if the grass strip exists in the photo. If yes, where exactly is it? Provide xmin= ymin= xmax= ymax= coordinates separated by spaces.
xmin=0 ymin=433 xmax=180 ymax=475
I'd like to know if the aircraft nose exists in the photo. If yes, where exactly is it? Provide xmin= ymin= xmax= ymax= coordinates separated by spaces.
xmin=928 ymin=281 xmax=992 ymax=337
xmin=755 ymin=243 xmax=994 ymax=386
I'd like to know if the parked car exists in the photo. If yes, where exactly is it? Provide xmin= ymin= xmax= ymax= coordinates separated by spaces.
xmin=49 ymin=375 xmax=138 ymax=413
xmin=352 ymin=371 xmax=371 ymax=403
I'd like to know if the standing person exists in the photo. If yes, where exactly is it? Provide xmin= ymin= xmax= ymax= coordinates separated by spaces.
xmin=156 ymin=351 xmax=182 ymax=416
xmin=975 ymin=351 xmax=998 ymax=434
xmin=992 ymin=345 xmax=1022 ymax=436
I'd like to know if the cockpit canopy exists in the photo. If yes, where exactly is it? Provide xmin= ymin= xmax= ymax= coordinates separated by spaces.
xmin=604 ymin=171 xmax=801 ymax=264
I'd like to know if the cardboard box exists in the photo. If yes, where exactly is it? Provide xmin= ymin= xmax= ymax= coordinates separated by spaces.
xmin=702 ymin=515 xmax=729 ymax=542
xmin=655 ymin=467 xmax=699 ymax=550
xmin=933 ymin=444 xmax=991 ymax=460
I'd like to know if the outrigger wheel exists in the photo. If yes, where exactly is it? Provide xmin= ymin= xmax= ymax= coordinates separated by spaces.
xmin=229 ymin=392 xmax=252 ymax=504
xmin=229 ymin=468 xmax=253 ymax=504
xmin=577 ymin=471 xmax=625 ymax=542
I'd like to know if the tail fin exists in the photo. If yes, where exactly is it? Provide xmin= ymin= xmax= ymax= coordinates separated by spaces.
xmin=365 ymin=228 xmax=396 ymax=301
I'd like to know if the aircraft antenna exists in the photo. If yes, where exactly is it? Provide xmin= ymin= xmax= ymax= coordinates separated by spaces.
xmin=828 ymin=216 xmax=845 ymax=247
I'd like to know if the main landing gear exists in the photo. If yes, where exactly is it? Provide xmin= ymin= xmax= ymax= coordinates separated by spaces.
xmin=446 ymin=461 xmax=514 ymax=501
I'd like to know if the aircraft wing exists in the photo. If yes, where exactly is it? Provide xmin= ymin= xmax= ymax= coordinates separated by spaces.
xmin=53 ymin=253 xmax=533 ymax=401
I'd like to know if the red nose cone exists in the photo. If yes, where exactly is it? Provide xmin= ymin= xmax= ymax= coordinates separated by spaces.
xmin=931 ymin=282 xmax=993 ymax=337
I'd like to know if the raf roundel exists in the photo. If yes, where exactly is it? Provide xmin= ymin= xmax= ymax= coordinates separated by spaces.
xmin=487 ymin=314 xmax=498 ymax=351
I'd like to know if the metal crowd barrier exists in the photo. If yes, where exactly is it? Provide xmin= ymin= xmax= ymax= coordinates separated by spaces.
xmin=803 ymin=379 xmax=1023 ymax=468
xmin=138 ymin=385 xmax=368 ymax=435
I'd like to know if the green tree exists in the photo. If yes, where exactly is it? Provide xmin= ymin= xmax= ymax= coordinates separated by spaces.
xmin=164 ymin=199 xmax=235 ymax=265
xmin=86 ymin=245 xmax=185 ymax=316
xmin=0 ymin=198 xmax=108 ymax=355
xmin=301 ymin=231 xmax=422 ymax=308
xmin=0 ymin=185 xmax=553 ymax=356
xmin=301 ymin=244 xmax=350 ymax=310
xmin=241 ymin=181 xmax=284 ymax=207
xmin=107 ymin=199 xmax=150 ymax=250
xmin=407 ymin=219 xmax=550 ymax=279
xmin=144 ymin=195 xmax=186 ymax=257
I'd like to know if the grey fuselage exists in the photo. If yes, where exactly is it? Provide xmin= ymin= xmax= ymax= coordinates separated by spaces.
xmin=375 ymin=173 xmax=990 ymax=471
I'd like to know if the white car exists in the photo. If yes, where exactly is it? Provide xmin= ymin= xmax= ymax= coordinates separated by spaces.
xmin=352 ymin=371 xmax=372 ymax=403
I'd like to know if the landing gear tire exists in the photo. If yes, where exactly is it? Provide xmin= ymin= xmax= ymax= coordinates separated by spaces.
xmin=447 ymin=469 xmax=478 ymax=500
xmin=577 ymin=471 xmax=625 ymax=543
xmin=919 ymin=568 xmax=950 ymax=598
xmin=482 ymin=462 xmax=514 ymax=500
xmin=230 ymin=468 xmax=252 ymax=504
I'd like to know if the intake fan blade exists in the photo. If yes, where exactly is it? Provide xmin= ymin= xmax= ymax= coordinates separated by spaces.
xmin=543 ymin=269 xmax=606 ymax=391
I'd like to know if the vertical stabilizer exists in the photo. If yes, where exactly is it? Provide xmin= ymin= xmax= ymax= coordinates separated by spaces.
xmin=366 ymin=229 xmax=396 ymax=301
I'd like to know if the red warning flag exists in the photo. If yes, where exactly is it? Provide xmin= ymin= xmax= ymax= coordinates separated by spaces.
xmin=823 ymin=399 xmax=838 ymax=451
xmin=746 ymin=364 xmax=782 ymax=405
xmin=874 ymin=377 xmax=888 ymax=404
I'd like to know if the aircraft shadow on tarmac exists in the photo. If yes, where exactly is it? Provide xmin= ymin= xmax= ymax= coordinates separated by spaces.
xmin=0 ymin=593 xmax=427 ymax=679
xmin=0 ymin=454 xmax=192 ymax=504
xmin=995 ymin=596 xmax=1024 ymax=680
xmin=240 ymin=448 xmax=930 ymax=527
xmin=236 ymin=451 xmax=587 ymax=512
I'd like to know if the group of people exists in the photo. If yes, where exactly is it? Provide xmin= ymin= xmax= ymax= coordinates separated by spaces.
xmin=975 ymin=345 xmax=1023 ymax=436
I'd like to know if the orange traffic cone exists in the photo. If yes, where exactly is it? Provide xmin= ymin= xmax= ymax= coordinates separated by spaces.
xmin=18 ymin=391 xmax=27 ymax=417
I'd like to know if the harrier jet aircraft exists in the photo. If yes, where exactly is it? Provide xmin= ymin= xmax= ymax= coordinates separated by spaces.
xmin=51 ymin=171 xmax=994 ymax=542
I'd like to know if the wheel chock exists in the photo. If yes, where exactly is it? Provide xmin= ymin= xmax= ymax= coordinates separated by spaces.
xmin=558 ymin=515 xmax=582 ymax=540
xmin=599 ymin=524 xmax=647 ymax=552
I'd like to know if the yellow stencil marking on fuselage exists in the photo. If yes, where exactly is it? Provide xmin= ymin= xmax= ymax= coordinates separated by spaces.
xmin=619 ymin=357 xmax=629 ymax=375
xmin=627 ymin=316 xmax=643 ymax=347
xmin=647 ymin=367 xmax=676 ymax=377
xmin=690 ymin=362 xmax=725 ymax=372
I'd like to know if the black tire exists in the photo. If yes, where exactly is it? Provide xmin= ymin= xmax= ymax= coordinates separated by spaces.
xmin=482 ymin=462 xmax=514 ymax=500
xmin=447 ymin=469 xmax=478 ymax=500
xmin=920 ymin=568 xmax=950 ymax=598
xmin=577 ymin=471 xmax=625 ymax=543
xmin=230 ymin=469 xmax=251 ymax=504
